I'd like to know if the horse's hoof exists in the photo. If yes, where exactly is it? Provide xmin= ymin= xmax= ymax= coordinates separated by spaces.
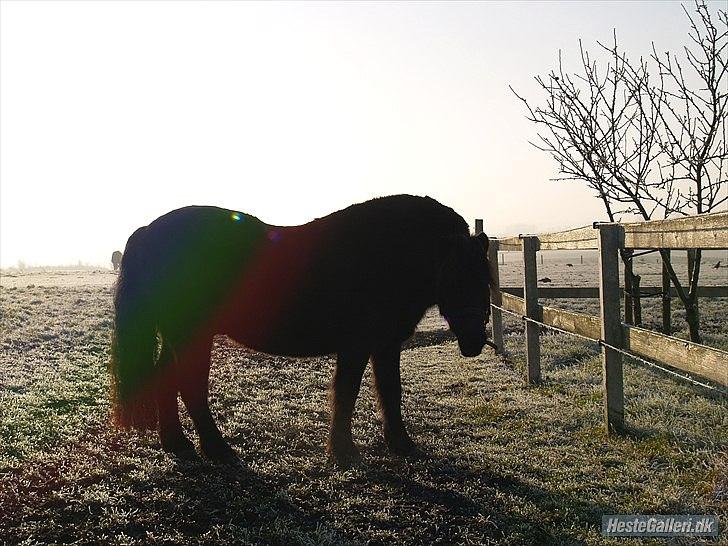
xmin=171 ymin=448 xmax=202 ymax=462
xmin=327 ymin=444 xmax=361 ymax=469
xmin=385 ymin=433 xmax=418 ymax=457
xmin=202 ymin=442 xmax=241 ymax=465
xmin=162 ymin=436 xmax=199 ymax=461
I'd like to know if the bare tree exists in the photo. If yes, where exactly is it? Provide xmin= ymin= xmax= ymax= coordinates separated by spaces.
xmin=648 ymin=2 xmax=728 ymax=342
xmin=511 ymin=0 xmax=727 ymax=342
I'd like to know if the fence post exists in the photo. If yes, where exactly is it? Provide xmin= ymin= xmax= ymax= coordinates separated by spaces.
xmin=476 ymin=219 xmax=504 ymax=355
xmin=488 ymin=240 xmax=504 ymax=355
xmin=522 ymin=235 xmax=540 ymax=384
xmin=662 ymin=250 xmax=671 ymax=334
xmin=596 ymin=223 xmax=624 ymax=434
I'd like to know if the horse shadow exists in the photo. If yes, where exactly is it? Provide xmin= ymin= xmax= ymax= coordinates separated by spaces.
xmin=2 ymin=428 xmax=619 ymax=544
xmin=145 ymin=444 xmax=617 ymax=545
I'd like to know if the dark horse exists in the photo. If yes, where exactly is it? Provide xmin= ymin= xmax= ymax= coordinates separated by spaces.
xmin=110 ymin=195 xmax=494 ymax=465
xmin=111 ymin=250 xmax=123 ymax=272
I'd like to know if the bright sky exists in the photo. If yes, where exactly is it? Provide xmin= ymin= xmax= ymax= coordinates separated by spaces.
xmin=0 ymin=1 xmax=722 ymax=267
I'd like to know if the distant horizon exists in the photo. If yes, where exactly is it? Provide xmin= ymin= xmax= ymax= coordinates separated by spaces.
xmin=3 ymin=249 xmax=725 ymax=272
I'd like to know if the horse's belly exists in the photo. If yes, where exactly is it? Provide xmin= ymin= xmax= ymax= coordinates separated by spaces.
xmin=225 ymin=312 xmax=339 ymax=357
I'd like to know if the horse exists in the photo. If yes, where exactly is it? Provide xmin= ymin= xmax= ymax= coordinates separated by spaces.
xmin=109 ymin=195 xmax=495 ymax=466
xmin=111 ymin=250 xmax=123 ymax=272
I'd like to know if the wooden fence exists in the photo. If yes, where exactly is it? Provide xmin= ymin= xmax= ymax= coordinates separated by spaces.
xmin=476 ymin=211 xmax=728 ymax=433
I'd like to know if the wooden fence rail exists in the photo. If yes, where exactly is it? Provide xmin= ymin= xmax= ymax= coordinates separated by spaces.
xmin=496 ymin=210 xmax=728 ymax=251
xmin=499 ymin=286 xmax=728 ymax=298
xmin=477 ymin=211 xmax=728 ymax=434
xmin=498 ymin=293 xmax=728 ymax=388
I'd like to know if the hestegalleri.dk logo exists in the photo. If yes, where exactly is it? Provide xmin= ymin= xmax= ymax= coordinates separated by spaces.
xmin=602 ymin=515 xmax=718 ymax=537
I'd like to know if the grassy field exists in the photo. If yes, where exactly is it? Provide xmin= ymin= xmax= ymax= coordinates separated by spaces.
xmin=0 ymin=264 xmax=726 ymax=545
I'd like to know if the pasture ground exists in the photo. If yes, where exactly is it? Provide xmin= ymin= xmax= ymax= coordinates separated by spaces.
xmin=0 ymin=262 xmax=726 ymax=545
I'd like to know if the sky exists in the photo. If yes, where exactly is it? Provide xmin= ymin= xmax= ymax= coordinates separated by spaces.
xmin=0 ymin=0 xmax=724 ymax=267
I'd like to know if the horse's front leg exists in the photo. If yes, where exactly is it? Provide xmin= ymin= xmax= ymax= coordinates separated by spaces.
xmin=371 ymin=343 xmax=417 ymax=456
xmin=327 ymin=349 xmax=369 ymax=467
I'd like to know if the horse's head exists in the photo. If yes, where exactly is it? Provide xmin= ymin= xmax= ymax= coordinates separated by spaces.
xmin=437 ymin=232 xmax=494 ymax=357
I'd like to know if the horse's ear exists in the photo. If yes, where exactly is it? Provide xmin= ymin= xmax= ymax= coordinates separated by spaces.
xmin=475 ymin=232 xmax=489 ymax=253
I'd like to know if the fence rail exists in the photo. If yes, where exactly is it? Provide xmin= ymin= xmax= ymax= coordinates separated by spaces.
xmin=477 ymin=210 xmax=728 ymax=434
xmin=499 ymin=286 xmax=728 ymax=298
xmin=498 ymin=293 xmax=728 ymax=387
xmin=495 ymin=210 xmax=728 ymax=251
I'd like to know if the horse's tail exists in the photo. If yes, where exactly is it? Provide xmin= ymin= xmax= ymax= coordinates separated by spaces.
xmin=109 ymin=226 xmax=159 ymax=430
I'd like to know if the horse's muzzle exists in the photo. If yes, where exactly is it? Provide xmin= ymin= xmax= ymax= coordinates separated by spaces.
xmin=457 ymin=338 xmax=485 ymax=357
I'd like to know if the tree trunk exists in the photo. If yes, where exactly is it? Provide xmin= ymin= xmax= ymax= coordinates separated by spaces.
xmin=658 ymin=249 xmax=702 ymax=343
xmin=686 ymin=249 xmax=702 ymax=343
xmin=661 ymin=250 xmax=671 ymax=334
xmin=621 ymin=250 xmax=641 ymax=325
xmin=685 ymin=299 xmax=702 ymax=344
xmin=624 ymin=253 xmax=633 ymax=324
xmin=632 ymin=274 xmax=642 ymax=325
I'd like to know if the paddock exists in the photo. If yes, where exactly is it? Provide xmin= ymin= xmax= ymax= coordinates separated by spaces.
xmin=1 ymin=243 xmax=725 ymax=543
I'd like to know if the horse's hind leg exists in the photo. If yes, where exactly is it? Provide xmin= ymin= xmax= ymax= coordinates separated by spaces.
xmin=177 ymin=335 xmax=238 ymax=464
xmin=371 ymin=344 xmax=416 ymax=456
xmin=327 ymin=349 xmax=369 ymax=466
xmin=156 ymin=341 xmax=197 ymax=459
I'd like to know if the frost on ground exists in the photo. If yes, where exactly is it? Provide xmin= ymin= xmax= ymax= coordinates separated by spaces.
xmin=0 ymin=270 xmax=725 ymax=544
